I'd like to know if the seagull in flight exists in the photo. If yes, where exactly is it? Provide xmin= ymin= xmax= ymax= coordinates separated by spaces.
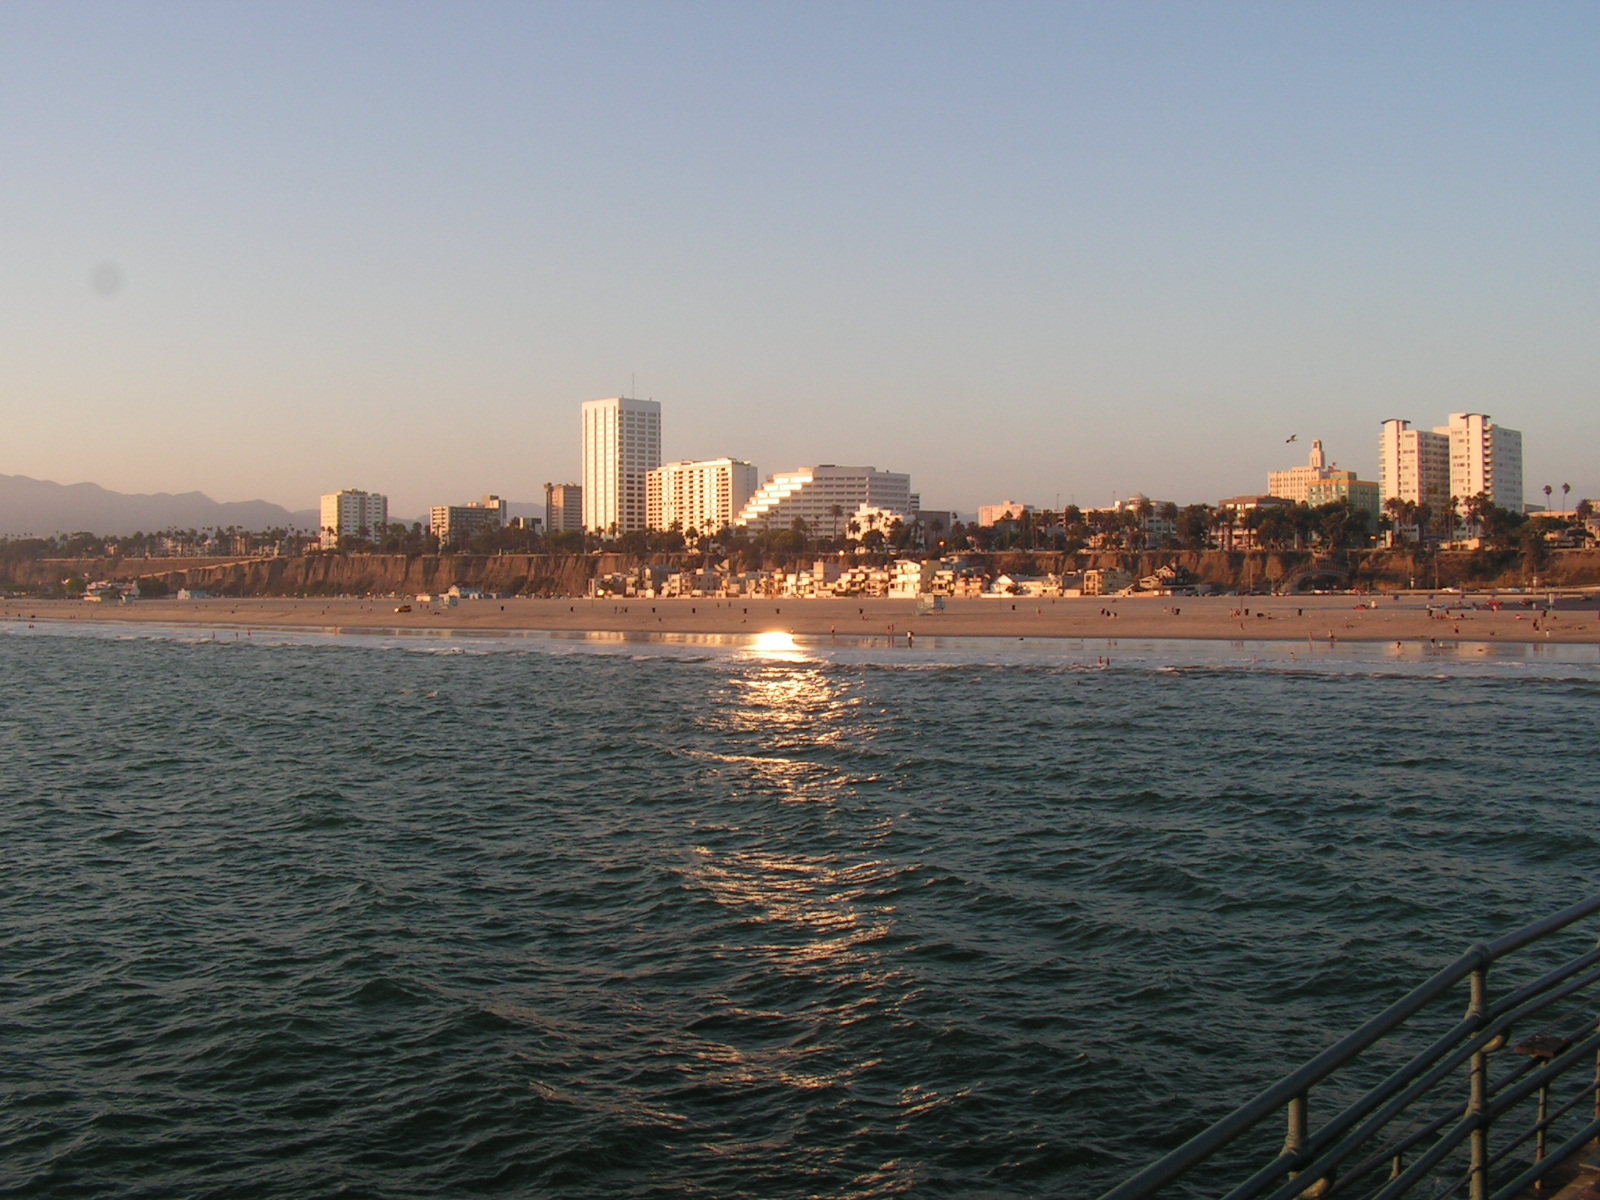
xmin=1285 ymin=434 xmax=1298 ymax=443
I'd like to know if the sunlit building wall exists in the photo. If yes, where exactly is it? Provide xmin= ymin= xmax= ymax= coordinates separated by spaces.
xmin=1440 ymin=412 xmax=1523 ymax=513
xmin=646 ymin=458 xmax=758 ymax=534
xmin=1267 ymin=440 xmax=1330 ymax=504
xmin=582 ymin=397 xmax=662 ymax=534
xmin=1379 ymin=419 xmax=1451 ymax=510
xmin=978 ymin=501 xmax=1033 ymax=526
xmin=429 ymin=495 xmax=507 ymax=546
xmin=544 ymin=482 xmax=583 ymax=534
xmin=319 ymin=489 xmax=388 ymax=549
xmin=734 ymin=465 xmax=912 ymax=536
xmin=1305 ymin=477 xmax=1382 ymax=522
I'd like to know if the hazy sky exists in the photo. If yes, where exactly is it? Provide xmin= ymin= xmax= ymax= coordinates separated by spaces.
xmin=3 ymin=2 xmax=1596 ymax=517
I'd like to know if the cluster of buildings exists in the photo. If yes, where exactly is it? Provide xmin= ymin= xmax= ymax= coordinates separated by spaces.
xmin=547 ymin=396 xmax=948 ymax=541
xmin=1378 ymin=413 xmax=1523 ymax=514
xmin=317 ymin=401 xmax=1540 ymax=551
xmin=588 ymin=557 xmax=1174 ymax=601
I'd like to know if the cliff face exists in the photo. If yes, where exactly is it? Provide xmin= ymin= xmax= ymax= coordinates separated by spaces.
xmin=6 ymin=547 xmax=1599 ymax=596
xmin=3 ymin=554 xmax=617 ymax=597
xmin=169 ymin=554 xmax=628 ymax=597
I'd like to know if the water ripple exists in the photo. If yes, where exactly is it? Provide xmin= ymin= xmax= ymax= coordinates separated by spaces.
xmin=2 ymin=629 xmax=1598 ymax=1197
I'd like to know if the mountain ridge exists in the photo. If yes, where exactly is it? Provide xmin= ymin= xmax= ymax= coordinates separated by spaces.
xmin=0 ymin=474 xmax=547 ymax=537
xmin=0 ymin=473 xmax=321 ymax=537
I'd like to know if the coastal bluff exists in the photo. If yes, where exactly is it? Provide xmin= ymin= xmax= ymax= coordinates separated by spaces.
xmin=6 ymin=548 xmax=1600 ymax=598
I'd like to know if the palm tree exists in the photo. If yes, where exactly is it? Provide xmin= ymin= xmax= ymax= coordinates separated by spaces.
xmin=1562 ymin=482 xmax=1571 ymax=508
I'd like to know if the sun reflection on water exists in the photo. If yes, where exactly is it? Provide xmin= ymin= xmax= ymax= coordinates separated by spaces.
xmin=747 ymin=629 xmax=806 ymax=661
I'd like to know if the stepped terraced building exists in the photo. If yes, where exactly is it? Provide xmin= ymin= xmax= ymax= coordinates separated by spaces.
xmin=734 ymin=465 xmax=913 ymax=537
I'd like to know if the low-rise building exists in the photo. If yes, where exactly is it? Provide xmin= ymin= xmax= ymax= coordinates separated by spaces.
xmin=888 ymin=559 xmax=937 ymax=597
xmin=1082 ymin=568 xmax=1133 ymax=596
xmin=1216 ymin=494 xmax=1295 ymax=551
xmin=978 ymin=501 xmax=1032 ymax=527
xmin=430 ymin=496 xmax=507 ymax=547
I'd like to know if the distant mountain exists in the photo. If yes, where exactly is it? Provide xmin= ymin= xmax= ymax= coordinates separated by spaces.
xmin=0 ymin=474 xmax=320 ymax=537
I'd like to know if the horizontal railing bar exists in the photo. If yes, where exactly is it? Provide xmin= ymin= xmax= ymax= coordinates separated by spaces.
xmin=1489 ymin=1114 xmax=1600 ymax=1200
xmin=1483 ymin=1078 xmax=1596 ymax=1172
xmin=1325 ymin=1038 xmax=1594 ymax=1200
xmin=1237 ymin=973 xmax=1599 ymax=1199
xmin=1483 ymin=1080 xmax=1600 ymax=1178
xmin=1365 ymin=1112 xmax=1477 ymax=1200
xmin=1281 ymin=1006 xmax=1577 ymax=1197
xmin=1487 ymin=1029 xmax=1600 ymax=1123
xmin=1483 ymin=1074 xmax=1597 ymax=1170
xmin=1320 ymin=1112 xmax=1465 ymax=1200
xmin=1486 ymin=947 xmax=1600 ymax=1021
xmin=1097 ymin=957 xmax=1478 ymax=1200
xmin=1096 ymin=897 xmax=1600 ymax=1200
xmin=1482 ymin=894 xmax=1600 ymax=960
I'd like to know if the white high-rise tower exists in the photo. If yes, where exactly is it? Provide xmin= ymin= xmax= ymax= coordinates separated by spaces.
xmin=581 ymin=397 xmax=662 ymax=534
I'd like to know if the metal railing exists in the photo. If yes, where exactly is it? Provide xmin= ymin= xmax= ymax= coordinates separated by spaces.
xmin=1100 ymin=895 xmax=1600 ymax=1200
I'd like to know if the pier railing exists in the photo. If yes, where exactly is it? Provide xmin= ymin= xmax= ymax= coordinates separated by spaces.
xmin=1100 ymin=895 xmax=1600 ymax=1200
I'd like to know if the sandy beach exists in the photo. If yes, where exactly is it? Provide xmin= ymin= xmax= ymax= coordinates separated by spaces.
xmin=6 ymin=592 xmax=1599 ymax=644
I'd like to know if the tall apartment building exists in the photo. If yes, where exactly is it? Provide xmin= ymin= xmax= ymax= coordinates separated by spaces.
xmin=1441 ymin=412 xmax=1523 ymax=512
xmin=646 ymin=458 xmax=758 ymax=535
xmin=319 ymin=489 xmax=388 ymax=549
xmin=544 ymin=483 xmax=583 ymax=534
xmin=582 ymin=397 xmax=661 ymax=533
xmin=735 ymin=465 xmax=912 ymax=535
xmin=429 ymin=495 xmax=507 ymax=547
xmin=1379 ymin=414 xmax=1523 ymax=513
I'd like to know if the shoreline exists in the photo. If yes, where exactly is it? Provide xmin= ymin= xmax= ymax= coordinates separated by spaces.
xmin=6 ymin=593 xmax=1599 ymax=645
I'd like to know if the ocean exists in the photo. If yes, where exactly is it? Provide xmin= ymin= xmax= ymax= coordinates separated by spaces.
xmin=3 ymin=623 xmax=1598 ymax=1198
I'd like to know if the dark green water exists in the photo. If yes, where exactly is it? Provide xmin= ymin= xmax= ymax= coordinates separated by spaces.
xmin=3 ymin=624 xmax=1597 ymax=1198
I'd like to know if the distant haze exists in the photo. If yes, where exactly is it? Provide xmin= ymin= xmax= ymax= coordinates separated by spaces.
xmin=2 ymin=4 xmax=1597 ymax=513
xmin=0 ymin=474 xmax=319 ymax=538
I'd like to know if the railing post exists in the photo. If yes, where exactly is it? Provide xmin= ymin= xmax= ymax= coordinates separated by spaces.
xmin=1284 ymin=1092 xmax=1309 ymax=1164
xmin=1285 ymin=1093 xmax=1332 ymax=1198
xmin=1469 ymin=966 xmax=1491 ymax=1200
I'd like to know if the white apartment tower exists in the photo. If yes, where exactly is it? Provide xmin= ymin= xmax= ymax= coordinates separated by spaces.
xmin=582 ymin=397 xmax=662 ymax=534
xmin=646 ymin=458 xmax=758 ymax=535
xmin=319 ymin=489 xmax=388 ymax=549
xmin=1380 ymin=414 xmax=1523 ymax=513
xmin=1379 ymin=420 xmax=1450 ymax=510
xmin=1442 ymin=412 xmax=1523 ymax=513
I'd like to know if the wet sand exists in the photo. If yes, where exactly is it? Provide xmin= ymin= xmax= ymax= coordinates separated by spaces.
xmin=6 ymin=592 xmax=1599 ymax=644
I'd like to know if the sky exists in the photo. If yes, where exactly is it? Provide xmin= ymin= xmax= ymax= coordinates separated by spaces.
xmin=2 ymin=1 xmax=1596 ymax=518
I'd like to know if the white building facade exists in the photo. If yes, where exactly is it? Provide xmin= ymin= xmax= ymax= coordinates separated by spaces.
xmin=319 ymin=489 xmax=388 ymax=549
xmin=1380 ymin=413 xmax=1523 ymax=513
xmin=646 ymin=458 xmax=758 ymax=535
xmin=1379 ymin=420 xmax=1451 ymax=509
xmin=735 ymin=465 xmax=912 ymax=536
xmin=1442 ymin=412 xmax=1523 ymax=512
xmin=582 ymin=397 xmax=662 ymax=534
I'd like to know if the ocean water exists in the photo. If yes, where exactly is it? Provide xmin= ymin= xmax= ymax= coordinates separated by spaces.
xmin=3 ymin=623 xmax=1599 ymax=1199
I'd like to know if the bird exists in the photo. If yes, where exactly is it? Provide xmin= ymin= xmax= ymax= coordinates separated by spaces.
xmin=1285 ymin=434 xmax=1298 ymax=443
